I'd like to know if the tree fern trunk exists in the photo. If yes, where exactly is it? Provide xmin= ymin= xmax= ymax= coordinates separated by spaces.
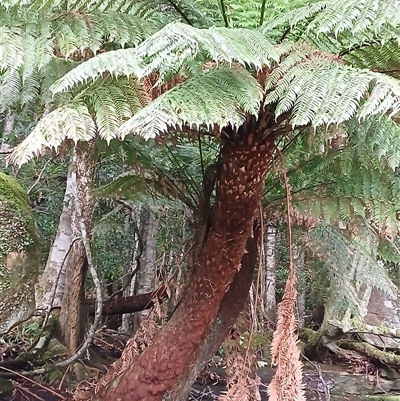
xmin=59 ymin=143 xmax=96 ymax=353
xmin=93 ymin=118 xmax=274 ymax=401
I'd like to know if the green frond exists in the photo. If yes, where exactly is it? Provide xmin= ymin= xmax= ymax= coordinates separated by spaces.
xmin=265 ymin=57 xmax=400 ymax=127
xmin=51 ymin=22 xmax=281 ymax=93
xmin=306 ymin=224 xmax=396 ymax=316
xmin=7 ymin=105 xmax=96 ymax=166
xmin=120 ymin=67 xmax=263 ymax=139
xmin=264 ymin=129 xmax=400 ymax=236
xmin=86 ymin=77 xmax=149 ymax=143
xmin=346 ymin=114 xmax=400 ymax=170
xmin=344 ymin=40 xmax=400 ymax=73
xmin=263 ymin=0 xmax=400 ymax=38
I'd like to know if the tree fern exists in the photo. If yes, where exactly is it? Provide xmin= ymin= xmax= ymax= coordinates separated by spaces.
xmin=50 ymin=23 xmax=282 ymax=93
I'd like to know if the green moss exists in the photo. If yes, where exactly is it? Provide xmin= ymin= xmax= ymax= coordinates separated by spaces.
xmin=0 ymin=173 xmax=40 ymax=291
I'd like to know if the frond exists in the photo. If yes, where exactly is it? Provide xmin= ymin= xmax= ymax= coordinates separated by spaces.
xmin=50 ymin=23 xmax=282 ymax=93
xmin=85 ymin=77 xmax=149 ymax=143
xmin=346 ymin=114 xmax=400 ymax=170
xmin=305 ymin=224 xmax=396 ymax=316
xmin=120 ymin=67 xmax=263 ymax=139
xmin=52 ymin=11 xmax=156 ymax=57
xmin=7 ymin=104 xmax=96 ymax=166
xmin=263 ymin=0 xmax=400 ymax=38
xmin=265 ymin=127 xmax=400 ymax=237
xmin=265 ymin=52 xmax=400 ymax=126
xmin=344 ymin=40 xmax=400 ymax=73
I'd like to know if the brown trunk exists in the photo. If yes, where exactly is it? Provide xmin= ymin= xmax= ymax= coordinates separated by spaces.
xmin=167 ymin=223 xmax=261 ymax=401
xmin=59 ymin=143 xmax=96 ymax=354
xmin=93 ymin=118 xmax=274 ymax=401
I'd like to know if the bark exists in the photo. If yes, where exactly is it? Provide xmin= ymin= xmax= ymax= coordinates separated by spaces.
xmin=265 ymin=225 xmax=277 ymax=322
xmin=85 ymin=286 xmax=168 ymax=316
xmin=167 ymin=225 xmax=260 ymax=401
xmin=135 ymin=207 xmax=158 ymax=326
xmin=93 ymin=117 xmax=274 ymax=401
xmin=36 ymin=161 xmax=75 ymax=310
xmin=59 ymin=144 xmax=96 ymax=354
xmin=294 ymin=245 xmax=306 ymax=328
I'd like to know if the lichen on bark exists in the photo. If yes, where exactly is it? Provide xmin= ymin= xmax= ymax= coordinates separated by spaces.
xmin=0 ymin=172 xmax=40 ymax=334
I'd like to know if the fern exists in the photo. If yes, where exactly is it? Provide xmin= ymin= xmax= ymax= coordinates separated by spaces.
xmin=50 ymin=23 xmax=281 ymax=93
xmin=264 ymin=51 xmax=400 ymax=126
xmin=305 ymin=224 xmax=396 ymax=317
xmin=120 ymin=67 xmax=263 ymax=139
xmin=263 ymin=0 xmax=400 ymax=38
xmin=7 ymin=104 xmax=96 ymax=166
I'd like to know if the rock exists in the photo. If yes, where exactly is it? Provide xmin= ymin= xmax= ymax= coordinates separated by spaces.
xmin=0 ymin=173 xmax=40 ymax=334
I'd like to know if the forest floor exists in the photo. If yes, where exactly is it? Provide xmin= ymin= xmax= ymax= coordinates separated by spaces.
xmin=1 ymin=328 xmax=400 ymax=401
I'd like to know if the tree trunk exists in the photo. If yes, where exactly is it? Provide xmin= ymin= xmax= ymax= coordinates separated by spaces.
xmin=294 ymin=244 xmax=306 ymax=328
xmin=36 ymin=161 xmax=75 ymax=310
xmin=265 ymin=225 xmax=277 ymax=322
xmin=93 ymin=118 xmax=274 ymax=401
xmin=135 ymin=207 xmax=158 ymax=327
xmin=167 ymin=225 xmax=260 ymax=401
xmin=59 ymin=143 xmax=96 ymax=354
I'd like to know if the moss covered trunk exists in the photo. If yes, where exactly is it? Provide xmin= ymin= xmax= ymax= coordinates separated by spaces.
xmin=92 ymin=116 xmax=275 ymax=401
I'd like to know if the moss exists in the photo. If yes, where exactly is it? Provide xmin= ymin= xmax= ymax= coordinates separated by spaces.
xmin=0 ymin=173 xmax=40 ymax=290
xmin=0 ymin=173 xmax=40 ymax=334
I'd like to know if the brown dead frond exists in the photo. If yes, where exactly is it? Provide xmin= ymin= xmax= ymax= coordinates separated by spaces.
xmin=218 ymin=314 xmax=261 ymax=401
xmin=78 ymin=306 xmax=161 ymax=400
xmin=267 ymin=149 xmax=306 ymax=401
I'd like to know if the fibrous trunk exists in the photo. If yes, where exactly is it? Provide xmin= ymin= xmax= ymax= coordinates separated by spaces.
xmin=93 ymin=118 xmax=274 ymax=401
xmin=59 ymin=143 xmax=96 ymax=353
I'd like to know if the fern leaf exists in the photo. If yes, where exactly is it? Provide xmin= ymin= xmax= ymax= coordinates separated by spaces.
xmin=120 ymin=67 xmax=263 ymax=139
xmin=306 ymin=224 xmax=396 ymax=316
xmin=265 ymin=58 xmax=400 ymax=127
xmin=263 ymin=0 xmax=400 ymax=38
xmin=51 ymin=23 xmax=280 ymax=93
xmin=7 ymin=105 xmax=96 ymax=166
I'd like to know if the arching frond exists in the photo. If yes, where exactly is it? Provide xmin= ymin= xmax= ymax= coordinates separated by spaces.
xmin=265 ymin=56 xmax=400 ymax=126
xmin=346 ymin=114 xmax=400 ymax=170
xmin=263 ymin=0 xmax=400 ymax=38
xmin=306 ymin=224 xmax=396 ymax=316
xmin=86 ymin=77 xmax=149 ymax=142
xmin=51 ymin=23 xmax=282 ymax=93
xmin=344 ymin=40 xmax=400 ymax=73
xmin=7 ymin=105 xmax=96 ymax=166
xmin=120 ymin=67 xmax=263 ymax=139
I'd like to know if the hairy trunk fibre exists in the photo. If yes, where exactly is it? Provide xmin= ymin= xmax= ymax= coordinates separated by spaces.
xmin=168 ymin=224 xmax=260 ymax=401
xmin=94 ymin=118 xmax=274 ymax=401
xmin=59 ymin=144 xmax=96 ymax=353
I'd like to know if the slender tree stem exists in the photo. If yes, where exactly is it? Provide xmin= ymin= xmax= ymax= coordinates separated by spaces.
xmin=218 ymin=0 xmax=229 ymax=27
xmin=259 ymin=0 xmax=267 ymax=26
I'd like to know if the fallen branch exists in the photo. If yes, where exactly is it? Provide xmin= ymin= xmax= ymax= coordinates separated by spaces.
xmin=84 ymin=285 xmax=169 ymax=316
